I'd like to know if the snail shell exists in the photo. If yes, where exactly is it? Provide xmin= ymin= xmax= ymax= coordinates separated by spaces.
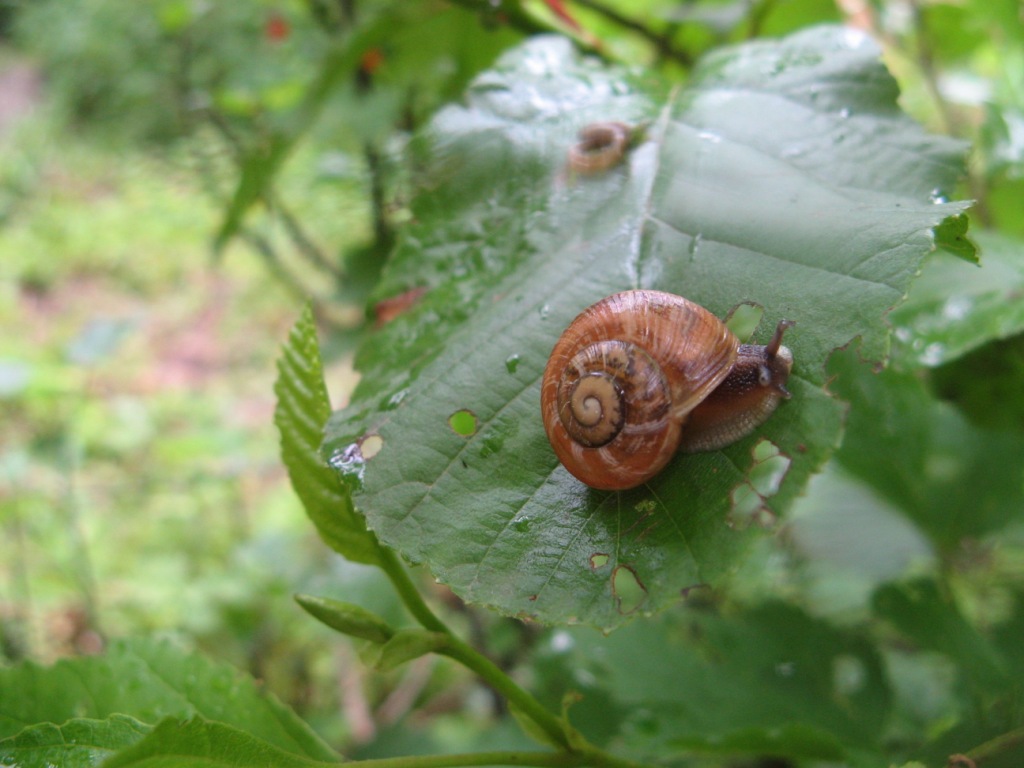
xmin=567 ymin=122 xmax=632 ymax=174
xmin=540 ymin=290 xmax=794 ymax=491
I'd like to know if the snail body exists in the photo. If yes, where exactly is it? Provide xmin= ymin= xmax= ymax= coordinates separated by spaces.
xmin=540 ymin=290 xmax=794 ymax=491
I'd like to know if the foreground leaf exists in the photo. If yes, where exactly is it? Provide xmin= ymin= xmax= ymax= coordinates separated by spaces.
xmin=0 ymin=715 xmax=149 ymax=768
xmin=874 ymin=581 xmax=1024 ymax=766
xmin=549 ymin=602 xmax=889 ymax=762
xmin=102 ymin=717 xmax=338 ymax=768
xmin=0 ymin=639 xmax=337 ymax=762
xmin=873 ymin=579 xmax=1007 ymax=693
xmin=275 ymin=304 xmax=384 ymax=565
xmin=322 ymin=29 xmax=969 ymax=629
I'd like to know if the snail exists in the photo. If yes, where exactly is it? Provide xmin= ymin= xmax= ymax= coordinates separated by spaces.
xmin=567 ymin=122 xmax=633 ymax=174
xmin=540 ymin=290 xmax=794 ymax=491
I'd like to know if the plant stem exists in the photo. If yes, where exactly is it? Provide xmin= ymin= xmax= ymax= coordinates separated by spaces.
xmin=378 ymin=549 xmax=448 ymax=633
xmin=440 ymin=637 xmax=571 ymax=750
xmin=570 ymin=0 xmax=692 ymax=67
xmin=965 ymin=724 xmax=1024 ymax=764
xmin=377 ymin=549 xmax=570 ymax=750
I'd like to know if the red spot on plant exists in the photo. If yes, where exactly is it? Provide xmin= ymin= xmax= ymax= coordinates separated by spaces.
xmin=542 ymin=0 xmax=582 ymax=32
xmin=375 ymin=286 xmax=428 ymax=326
xmin=360 ymin=47 xmax=386 ymax=76
xmin=265 ymin=11 xmax=290 ymax=42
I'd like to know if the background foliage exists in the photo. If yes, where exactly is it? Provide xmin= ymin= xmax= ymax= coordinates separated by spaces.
xmin=2 ymin=1 xmax=1023 ymax=767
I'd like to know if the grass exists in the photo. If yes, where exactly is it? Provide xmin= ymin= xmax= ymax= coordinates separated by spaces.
xmin=0 ymin=104 xmax=372 ymax=701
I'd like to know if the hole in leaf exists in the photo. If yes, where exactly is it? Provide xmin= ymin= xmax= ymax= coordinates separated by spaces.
xmin=728 ymin=482 xmax=764 ymax=529
xmin=749 ymin=438 xmax=791 ymax=497
xmin=505 ymin=354 xmax=520 ymax=374
xmin=360 ymin=434 xmax=384 ymax=460
xmin=729 ymin=439 xmax=791 ymax=528
xmin=611 ymin=564 xmax=647 ymax=614
xmin=448 ymin=409 xmax=478 ymax=437
xmin=725 ymin=302 xmax=764 ymax=342
xmin=589 ymin=553 xmax=610 ymax=570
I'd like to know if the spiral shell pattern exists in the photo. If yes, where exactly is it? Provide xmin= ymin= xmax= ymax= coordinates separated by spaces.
xmin=541 ymin=291 xmax=738 ymax=491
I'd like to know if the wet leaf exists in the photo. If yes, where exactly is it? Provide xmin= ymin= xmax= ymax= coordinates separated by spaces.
xmin=891 ymin=230 xmax=1024 ymax=368
xmin=829 ymin=347 xmax=1024 ymax=549
xmin=546 ymin=603 xmax=890 ymax=762
xmin=323 ymin=29 xmax=970 ymax=629
xmin=873 ymin=578 xmax=1007 ymax=693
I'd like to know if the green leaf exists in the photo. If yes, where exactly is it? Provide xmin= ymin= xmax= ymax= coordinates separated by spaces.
xmin=322 ymin=29 xmax=970 ymax=630
xmin=549 ymin=602 xmax=890 ymax=761
xmin=829 ymin=347 xmax=1024 ymax=549
xmin=872 ymin=578 xmax=1008 ymax=694
xmin=671 ymin=723 xmax=844 ymax=760
xmin=101 ymin=717 xmax=339 ymax=768
xmin=785 ymin=462 xmax=934 ymax=615
xmin=891 ymin=230 xmax=1024 ymax=368
xmin=0 ymin=638 xmax=337 ymax=762
xmin=374 ymin=629 xmax=450 ymax=671
xmin=214 ymin=17 xmax=392 ymax=251
xmin=932 ymin=211 xmax=977 ymax=263
xmin=294 ymin=593 xmax=395 ymax=643
xmin=214 ymin=5 xmax=522 ymax=251
xmin=0 ymin=715 xmax=150 ymax=768
xmin=274 ymin=304 xmax=384 ymax=566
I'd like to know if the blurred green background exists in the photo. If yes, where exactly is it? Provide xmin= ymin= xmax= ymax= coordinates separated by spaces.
xmin=2 ymin=0 xmax=1023 ymax=758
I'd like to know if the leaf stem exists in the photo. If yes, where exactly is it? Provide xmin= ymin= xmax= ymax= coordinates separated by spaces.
xmin=378 ymin=548 xmax=448 ymax=634
xmin=377 ymin=549 xmax=571 ymax=750
xmin=965 ymin=724 xmax=1024 ymax=764
xmin=570 ymin=0 xmax=692 ymax=67
xmin=369 ymin=548 xmax=659 ymax=768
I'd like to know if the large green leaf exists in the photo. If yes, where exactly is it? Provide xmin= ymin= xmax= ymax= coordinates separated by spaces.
xmin=539 ymin=602 xmax=890 ymax=763
xmin=0 ymin=639 xmax=337 ymax=762
xmin=101 ymin=717 xmax=338 ymax=768
xmin=828 ymin=346 xmax=1024 ymax=550
xmin=0 ymin=715 xmax=149 ymax=768
xmin=322 ymin=29 xmax=969 ymax=629
xmin=890 ymin=231 xmax=1024 ymax=368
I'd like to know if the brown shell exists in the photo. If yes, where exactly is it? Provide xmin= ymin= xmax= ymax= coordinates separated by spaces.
xmin=567 ymin=122 xmax=631 ymax=175
xmin=540 ymin=290 xmax=738 ymax=491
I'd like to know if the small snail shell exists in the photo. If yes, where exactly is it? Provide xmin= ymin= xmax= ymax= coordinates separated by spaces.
xmin=567 ymin=122 xmax=632 ymax=174
xmin=540 ymin=290 xmax=794 ymax=491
